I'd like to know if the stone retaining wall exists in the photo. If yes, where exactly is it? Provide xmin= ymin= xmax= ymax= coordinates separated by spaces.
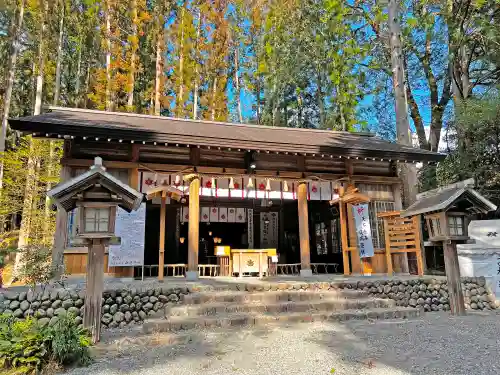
xmin=0 ymin=286 xmax=189 ymax=329
xmin=335 ymin=276 xmax=499 ymax=312
xmin=0 ymin=277 xmax=497 ymax=330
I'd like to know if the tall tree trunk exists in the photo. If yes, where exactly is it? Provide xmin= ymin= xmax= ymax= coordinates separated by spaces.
xmin=14 ymin=0 xmax=48 ymax=281
xmin=84 ymin=64 xmax=91 ymax=109
xmin=105 ymin=0 xmax=112 ymax=111
xmin=388 ymin=0 xmax=417 ymax=205
xmin=0 ymin=0 xmax=25 ymax=199
xmin=388 ymin=0 xmax=414 ymax=273
xmin=127 ymin=0 xmax=138 ymax=109
xmin=154 ymin=12 xmax=164 ymax=116
xmin=43 ymin=0 xmax=64 ymax=242
xmin=192 ymin=9 xmax=201 ymax=120
xmin=75 ymin=41 xmax=82 ymax=105
xmin=316 ymin=73 xmax=325 ymax=128
xmin=53 ymin=1 xmax=64 ymax=107
xmin=211 ymin=76 xmax=218 ymax=121
xmin=176 ymin=6 xmax=185 ymax=117
xmin=34 ymin=0 xmax=48 ymax=116
xmin=233 ymin=37 xmax=243 ymax=123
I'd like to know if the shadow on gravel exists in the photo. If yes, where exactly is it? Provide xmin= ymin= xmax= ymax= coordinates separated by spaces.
xmin=309 ymin=312 xmax=500 ymax=375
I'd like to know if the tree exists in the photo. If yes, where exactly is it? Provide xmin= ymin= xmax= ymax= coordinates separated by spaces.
xmin=0 ymin=0 xmax=25 ymax=192
xmin=437 ymin=94 xmax=500 ymax=208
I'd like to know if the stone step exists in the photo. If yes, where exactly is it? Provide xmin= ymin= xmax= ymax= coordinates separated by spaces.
xmin=180 ymin=289 xmax=370 ymax=305
xmin=167 ymin=297 xmax=396 ymax=318
xmin=143 ymin=306 xmax=421 ymax=334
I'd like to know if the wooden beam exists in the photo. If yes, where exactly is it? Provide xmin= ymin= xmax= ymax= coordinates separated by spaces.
xmin=158 ymin=191 xmax=166 ymax=281
xmin=344 ymin=159 xmax=354 ymax=176
xmin=297 ymin=182 xmax=311 ymax=276
xmin=130 ymin=144 xmax=140 ymax=162
xmin=443 ymin=241 xmax=466 ymax=315
xmin=187 ymin=176 xmax=200 ymax=280
xmin=61 ymin=158 xmax=402 ymax=183
xmin=190 ymin=147 xmax=201 ymax=166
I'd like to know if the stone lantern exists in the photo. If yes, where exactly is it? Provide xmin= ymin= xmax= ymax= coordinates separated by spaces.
xmin=48 ymin=157 xmax=143 ymax=342
xmin=402 ymin=179 xmax=496 ymax=315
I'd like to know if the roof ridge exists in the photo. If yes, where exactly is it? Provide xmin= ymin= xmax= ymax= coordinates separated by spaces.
xmin=47 ymin=106 xmax=376 ymax=138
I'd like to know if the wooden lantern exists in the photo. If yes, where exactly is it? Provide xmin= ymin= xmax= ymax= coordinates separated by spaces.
xmin=402 ymin=179 xmax=497 ymax=316
xmin=424 ymin=212 xmax=468 ymax=243
xmin=48 ymin=157 xmax=143 ymax=343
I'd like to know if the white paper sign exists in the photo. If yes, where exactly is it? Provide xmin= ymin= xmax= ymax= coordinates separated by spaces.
xmin=352 ymin=203 xmax=374 ymax=258
xmin=108 ymin=203 xmax=146 ymax=267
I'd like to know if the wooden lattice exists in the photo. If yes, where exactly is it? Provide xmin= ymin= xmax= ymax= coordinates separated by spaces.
xmin=377 ymin=211 xmax=424 ymax=275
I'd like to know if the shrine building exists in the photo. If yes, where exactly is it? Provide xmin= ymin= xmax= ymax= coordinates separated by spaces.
xmin=9 ymin=107 xmax=445 ymax=280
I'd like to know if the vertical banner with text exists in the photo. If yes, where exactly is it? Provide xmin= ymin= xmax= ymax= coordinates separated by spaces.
xmin=352 ymin=203 xmax=375 ymax=258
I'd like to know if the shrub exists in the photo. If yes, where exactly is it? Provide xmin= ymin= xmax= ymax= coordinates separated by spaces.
xmin=46 ymin=314 xmax=92 ymax=366
xmin=0 ymin=315 xmax=50 ymax=374
xmin=0 ymin=314 xmax=92 ymax=374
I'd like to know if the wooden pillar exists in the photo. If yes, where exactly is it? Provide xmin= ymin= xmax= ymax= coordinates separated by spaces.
xmin=52 ymin=165 xmax=71 ymax=278
xmin=339 ymin=195 xmax=350 ymax=275
xmin=186 ymin=176 xmax=200 ymax=280
xmin=443 ymin=241 xmax=466 ymax=315
xmin=413 ymin=216 xmax=424 ymax=275
xmin=297 ymin=182 xmax=312 ymax=277
xmin=158 ymin=191 xmax=166 ymax=281
xmin=83 ymin=238 xmax=105 ymax=343
xmin=383 ymin=218 xmax=393 ymax=275
xmin=392 ymin=183 xmax=409 ymax=274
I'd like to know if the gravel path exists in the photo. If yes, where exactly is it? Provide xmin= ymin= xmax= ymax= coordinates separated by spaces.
xmin=62 ymin=311 xmax=500 ymax=375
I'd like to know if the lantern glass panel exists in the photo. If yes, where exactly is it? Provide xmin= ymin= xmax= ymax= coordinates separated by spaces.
xmin=84 ymin=207 xmax=110 ymax=233
xmin=448 ymin=216 xmax=464 ymax=236
xmin=429 ymin=218 xmax=441 ymax=236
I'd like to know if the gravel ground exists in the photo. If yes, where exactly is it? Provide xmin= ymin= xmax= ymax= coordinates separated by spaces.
xmin=62 ymin=311 xmax=500 ymax=375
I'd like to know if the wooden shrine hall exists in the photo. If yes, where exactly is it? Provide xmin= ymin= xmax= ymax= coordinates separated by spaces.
xmin=9 ymin=107 xmax=445 ymax=280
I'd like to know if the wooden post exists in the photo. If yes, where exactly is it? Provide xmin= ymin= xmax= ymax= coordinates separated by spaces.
xmin=392 ymin=183 xmax=409 ymax=273
xmin=297 ymin=182 xmax=312 ymax=277
xmin=52 ymin=165 xmax=71 ymax=278
xmin=383 ymin=218 xmax=393 ymax=275
xmin=443 ymin=241 xmax=466 ymax=315
xmin=338 ymin=188 xmax=350 ymax=275
xmin=413 ymin=216 xmax=424 ymax=276
xmin=158 ymin=190 xmax=166 ymax=281
xmin=83 ymin=238 xmax=105 ymax=343
xmin=186 ymin=176 xmax=200 ymax=280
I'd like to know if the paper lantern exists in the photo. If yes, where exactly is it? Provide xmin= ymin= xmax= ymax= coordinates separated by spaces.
xmin=229 ymin=177 xmax=235 ymax=189
xmin=283 ymin=181 xmax=289 ymax=192
xmin=180 ymin=237 xmax=185 ymax=244
xmin=247 ymin=177 xmax=254 ymax=189
xmin=265 ymin=179 xmax=271 ymax=191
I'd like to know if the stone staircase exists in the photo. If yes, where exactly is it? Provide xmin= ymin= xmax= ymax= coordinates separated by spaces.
xmin=143 ymin=287 xmax=421 ymax=334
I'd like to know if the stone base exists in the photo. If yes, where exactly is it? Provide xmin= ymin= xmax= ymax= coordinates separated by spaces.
xmin=185 ymin=271 xmax=199 ymax=281
xmin=300 ymin=269 xmax=313 ymax=277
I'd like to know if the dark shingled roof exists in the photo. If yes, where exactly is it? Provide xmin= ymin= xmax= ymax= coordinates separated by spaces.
xmin=402 ymin=179 xmax=497 ymax=217
xmin=9 ymin=107 xmax=445 ymax=162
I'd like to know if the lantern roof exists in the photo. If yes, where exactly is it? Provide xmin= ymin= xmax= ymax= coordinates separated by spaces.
xmin=48 ymin=157 xmax=143 ymax=213
xmin=401 ymin=179 xmax=496 ymax=217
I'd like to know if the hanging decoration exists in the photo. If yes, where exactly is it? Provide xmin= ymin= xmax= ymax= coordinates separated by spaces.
xmin=139 ymin=172 xmax=341 ymax=201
